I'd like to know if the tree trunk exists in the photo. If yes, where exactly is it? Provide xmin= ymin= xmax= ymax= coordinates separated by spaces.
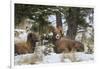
xmin=66 ymin=8 xmax=80 ymax=40
xmin=55 ymin=11 xmax=64 ymax=37
xmin=55 ymin=11 xmax=62 ymax=28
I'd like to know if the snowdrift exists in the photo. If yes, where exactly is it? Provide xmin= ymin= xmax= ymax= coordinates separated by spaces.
xmin=14 ymin=52 xmax=94 ymax=65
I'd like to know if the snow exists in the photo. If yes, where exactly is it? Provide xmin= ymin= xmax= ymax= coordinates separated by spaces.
xmin=15 ymin=29 xmax=26 ymax=32
xmin=48 ymin=32 xmax=53 ymax=36
xmin=75 ymin=52 xmax=94 ymax=62
xmin=19 ymin=32 xmax=28 ymax=41
xmin=14 ymin=29 xmax=28 ymax=43
xmin=14 ymin=54 xmax=34 ymax=65
xmin=15 ymin=52 xmax=94 ymax=65
xmin=43 ymin=53 xmax=62 ymax=63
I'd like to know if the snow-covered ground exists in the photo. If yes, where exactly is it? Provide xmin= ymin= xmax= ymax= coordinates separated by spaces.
xmin=75 ymin=52 xmax=94 ymax=62
xmin=14 ymin=52 xmax=94 ymax=65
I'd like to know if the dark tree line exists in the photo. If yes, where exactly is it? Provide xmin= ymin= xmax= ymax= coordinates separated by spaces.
xmin=15 ymin=4 xmax=94 ymax=40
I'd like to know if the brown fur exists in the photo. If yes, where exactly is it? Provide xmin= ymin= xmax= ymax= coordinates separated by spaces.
xmin=15 ymin=42 xmax=33 ymax=54
xmin=49 ymin=26 xmax=84 ymax=53
xmin=15 ymin=32 xmax=39 ymax=55
xmin=54 ymin=37 xmax=76 ymax=53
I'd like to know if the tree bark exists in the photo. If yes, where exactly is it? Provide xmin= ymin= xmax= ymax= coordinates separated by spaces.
xmin=55 ymin=11 xmax=62 ymax=28
xmin=55 ymin=11 xmax=64 ymax=37
xmin=66 ymin=8 xmax=80 ymax=40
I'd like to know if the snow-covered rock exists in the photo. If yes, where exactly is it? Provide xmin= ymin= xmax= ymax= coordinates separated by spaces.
xmin=14 ymin=52 xmax=94 ymax=65
xmin=14 ymin=54 xmax=34 ymax=65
